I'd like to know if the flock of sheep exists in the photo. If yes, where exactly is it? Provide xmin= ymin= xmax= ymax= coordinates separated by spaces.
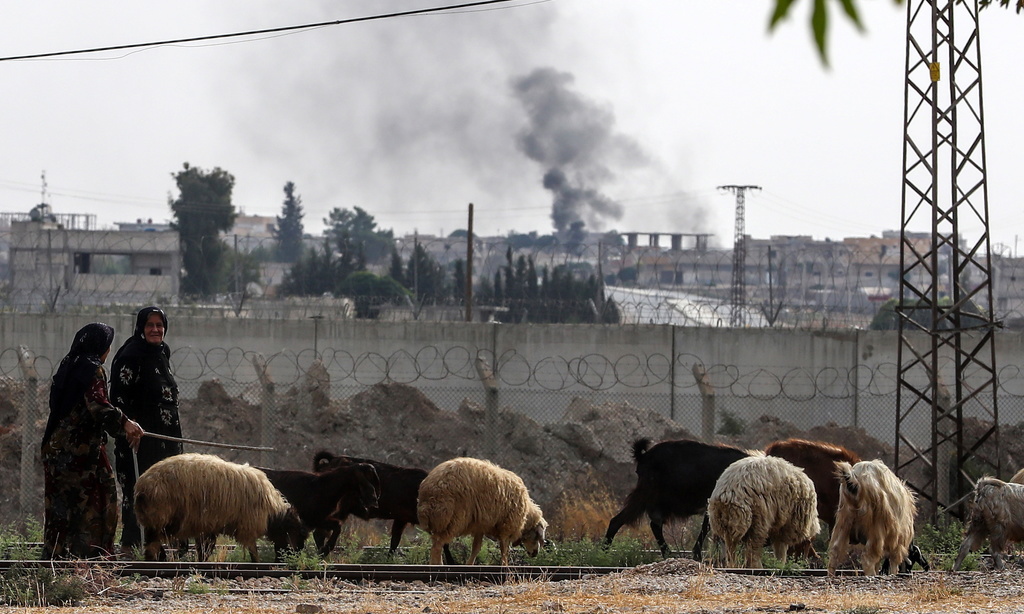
xmin=132 ymin=452 xmax=547 ymax=566
xmin=128 ymin=437 xmax=1024 ymax=572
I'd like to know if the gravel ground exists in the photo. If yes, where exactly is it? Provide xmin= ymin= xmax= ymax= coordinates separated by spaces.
xmin=17 ymin=558 xmax=1024 ymax=614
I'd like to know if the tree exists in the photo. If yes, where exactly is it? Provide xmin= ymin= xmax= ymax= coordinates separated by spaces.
xmin=277 ymin=234 xmax=367 ymax=298
xmin=771 ymin=0 xmax=1020 ymax=65
xmin=869 ymin=296 xmax=988 ymax=330
xmin=169 ymin=163 xmax=236 ymax=298
xmin=324 ymin=206 xmax=394 ymax=264
xmin=336 ymin=271 xmax=411 ymax=319
xmin=274 ymin=182 xmax=305 ymax=263
xmin=278 ymin=240 xmax=334 ymax=297
xmin=406 ymin=242 xmax=448 ymax=304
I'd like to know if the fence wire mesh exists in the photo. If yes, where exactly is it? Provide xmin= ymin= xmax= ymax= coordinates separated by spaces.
xmin=3 ymin=337 xmax=1024 ymax=530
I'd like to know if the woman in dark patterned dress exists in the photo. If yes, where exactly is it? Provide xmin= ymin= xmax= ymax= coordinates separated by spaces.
xmin=110 ymin=306 xmax=183 ymax=553
xmin=41 ymin=322 xmax=144 ymax=559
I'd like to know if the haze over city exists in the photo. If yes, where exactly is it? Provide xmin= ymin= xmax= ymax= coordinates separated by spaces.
xmin=1 ymin=1 xmax=1020 ymax=250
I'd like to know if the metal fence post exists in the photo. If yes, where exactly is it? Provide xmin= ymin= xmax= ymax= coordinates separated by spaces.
xmin=250 ymin=353 xmax=275 ymax=467
xmin=692 ymin=363 xmax=716 ymax=442
xmin=475 ymin=356 xmax=498 ymax=459
xmin=17 ymin=345 xmax=40 ymax=523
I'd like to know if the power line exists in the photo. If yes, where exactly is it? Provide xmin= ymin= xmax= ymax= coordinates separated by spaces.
xmin=0 ymin=0 xmax=526 ymax=62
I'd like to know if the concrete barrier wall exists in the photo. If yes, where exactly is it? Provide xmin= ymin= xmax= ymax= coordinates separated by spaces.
xmin=3 ymin=314 xmax=1022 ymax=446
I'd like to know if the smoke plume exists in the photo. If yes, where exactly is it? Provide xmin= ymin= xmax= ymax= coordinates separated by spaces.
xmin=512 ymin=67 xmax=647 ymax=234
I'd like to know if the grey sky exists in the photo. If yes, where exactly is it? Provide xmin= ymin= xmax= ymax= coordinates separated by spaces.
xmin=0 ymin=1 xmax=1020 ymax=251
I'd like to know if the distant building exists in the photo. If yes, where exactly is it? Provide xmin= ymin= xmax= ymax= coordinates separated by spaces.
xmin=7 ymin=218 xmax=180 ymax=311
xmin=116 ymin=218 xmax=172 ymax=232
xmin=226 ymin=214 xmax=276 ymax=253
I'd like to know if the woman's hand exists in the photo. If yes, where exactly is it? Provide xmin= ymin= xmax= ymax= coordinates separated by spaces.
xmin=123 ymin=419 xmax=145 ymax=453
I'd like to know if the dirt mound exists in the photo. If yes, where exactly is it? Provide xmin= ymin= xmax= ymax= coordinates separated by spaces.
xmin=9 ymin=378 xmax=1023 ymax=528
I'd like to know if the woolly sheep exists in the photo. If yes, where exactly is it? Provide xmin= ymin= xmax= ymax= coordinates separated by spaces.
xmin=417 ymin=457 xmax=548 ymax=566
xmin=134 ymin=453 xmax=304 ymax=562
xmin=707 ymin=453 xmax=820 ymax=568
xmin=827 ymin=459 xmax=917 ymax=576
xmin=953 ymin=477 xmax=1024 ymax=571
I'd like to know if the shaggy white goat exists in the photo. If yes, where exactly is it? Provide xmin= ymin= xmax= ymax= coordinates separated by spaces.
xmin=953 ymin=477 xmax=1024 ymax=571
xmin=134 ymin=453 xmax=302 ymax=562
xmin=417 ymin=457 xmax=547 ymax=566
xmin=707 ymin=453 xmax=820 ymax=568
xmin=827 ymin=459 xmax=917 ymax=576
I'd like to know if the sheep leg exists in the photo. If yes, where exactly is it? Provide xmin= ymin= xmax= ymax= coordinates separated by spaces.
xmin=195 ymin=535 xmax=215 ymax=562
xmin=861 ymin=540 xmax=882 ymax=576
xmin=388 ymin=520 xmax=407 ymax=553
xmin=745 ymin=542 xmax=764 ymax=569
xmin=320 ymin=520 xmax=344 ymax=555
xmin=647 ymin=510 xmax=671 ymax=557
xmin=240 ymin=538 xmax=261 ymax=563
xmin=827 ymin=533 xmax=850 ymax=575
xmin=499 ymin=539 xmax=511 ymax=567
xmin=429 ymin=538 xmax=447 ymax=565
xmin=442 ymin=544 xmax=457 ymax=565
xmin=772 ymin=542 xmax=789 ymax=566
xmin=952 ymin=531 xmax=985 ymax=571
xmin=722 ymin=536 xmax=738 ymax=568
xmin=312 ymin=528 xmax=329 ymax=553
xmin=989 ymin=534 xmax=1008 ymax=571
xmin=692 ymin=513 xmax=711 ymax=561
xmin=603 ymin=501 xmax=642 ymax=548
xmin=143 ymin=535 xmax=165 ymax=562
xmin=467 ymin=534 xmax=484 ymax=565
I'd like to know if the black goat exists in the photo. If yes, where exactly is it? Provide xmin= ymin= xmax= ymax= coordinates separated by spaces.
xmin=259 ymin=463 xmax=380 ymax=558
xmin=313 ymin=451 xmax=455 ymax=564
xmin=604 ymin=438 xmax=750 ymax=558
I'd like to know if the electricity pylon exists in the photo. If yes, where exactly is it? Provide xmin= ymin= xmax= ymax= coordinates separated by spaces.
xmin=895 ymin=0 xmax=1000 ymax=524
xmin=719 ymin=185 xmax=760 ymax=327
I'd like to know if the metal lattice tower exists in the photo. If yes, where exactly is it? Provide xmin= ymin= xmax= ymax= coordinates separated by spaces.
xmin=719 ymin=185 xmax=760 ymax=327
xmin=895 ymin=0 xmax=999 ymax=523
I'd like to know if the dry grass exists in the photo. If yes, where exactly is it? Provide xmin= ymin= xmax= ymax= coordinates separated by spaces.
xmin=14 ymin=565 xmax=1024 ymax=614
xmin=546 ymin=477 xmax=704 ymax=549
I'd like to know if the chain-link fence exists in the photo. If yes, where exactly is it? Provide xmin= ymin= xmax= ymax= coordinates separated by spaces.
xmin=4 ymin=335 xmax=1024 ymax=530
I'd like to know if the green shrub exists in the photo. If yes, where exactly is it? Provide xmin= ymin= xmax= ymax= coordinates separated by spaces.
xmin=717 ymin=410 xmax=747 ymax=437
xmin=0 ymin=564 xmax=86 ymax=607
xmin=530 ymin=536 xmax=660 ymax=567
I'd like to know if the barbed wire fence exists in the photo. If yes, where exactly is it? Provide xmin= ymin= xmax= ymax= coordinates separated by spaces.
xmin=3 ymin=227 xmax=1024 ymax=533
xmin=4 ymin=341 xmax=1024 ymax=529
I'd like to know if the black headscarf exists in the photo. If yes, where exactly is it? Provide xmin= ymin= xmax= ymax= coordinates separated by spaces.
xmin=111 ymin=306 xmax=175 ymax=388
xmin=43 ymin=322 xmax=115 ymax=445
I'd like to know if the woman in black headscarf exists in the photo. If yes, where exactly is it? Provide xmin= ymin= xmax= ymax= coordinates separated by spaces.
xmin=42 ymin=322 xmax=144 ymax=559
xmin=110 ymin=306 xmax=184 ymax=554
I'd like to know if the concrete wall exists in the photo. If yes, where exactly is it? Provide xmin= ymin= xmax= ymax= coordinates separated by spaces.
xmin=2 ymin=313 xmax=1022 ymax=445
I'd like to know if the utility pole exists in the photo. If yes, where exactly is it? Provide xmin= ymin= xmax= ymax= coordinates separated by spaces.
xmin=895 ymin=0 xmax=999 ymax=523
xmin=718 ymin=185 xmax=761 ymax=327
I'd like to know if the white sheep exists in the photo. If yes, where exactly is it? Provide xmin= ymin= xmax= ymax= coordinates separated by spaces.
xmin=827 ymin=459 xmax=917 ymax=575
xmin=134 ymin=453 xmax=303 ymax=562
xmin=953 ymin=477 xmax=1024 ymax=571
xmin=707 ymin=453 xmax=820 ymax=568
xmin=417 ymin=457 xmax=548 ymax=566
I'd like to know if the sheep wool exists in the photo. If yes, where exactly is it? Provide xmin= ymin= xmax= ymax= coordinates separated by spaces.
xmin=708 ymin=454 xmax=820 ymax=568
xmin=953 ymin=477 xmax=1024 ymax=571
xmin=827 ymin=459 xmax=917 ymax=576
xmin=134 ymin=452 xmax=296 ymax=562
xmin=417 ymin=457 xmax=547 ymax=566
